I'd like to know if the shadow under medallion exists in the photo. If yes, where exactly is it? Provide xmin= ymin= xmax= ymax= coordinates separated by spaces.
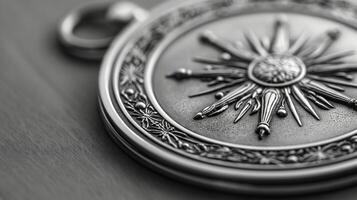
xmin=151 ymin=12 xmax=357 ymax=147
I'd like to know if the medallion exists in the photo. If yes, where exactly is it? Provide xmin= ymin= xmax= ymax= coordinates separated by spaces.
xmin=167 ymin=16 xmax=357 ymax=139
xmin=60 ymin=0 xmax=357 ymax=195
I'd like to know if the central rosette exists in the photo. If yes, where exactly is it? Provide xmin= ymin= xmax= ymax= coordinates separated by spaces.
xmin=248 ymin=55 xmax=306 ymax=87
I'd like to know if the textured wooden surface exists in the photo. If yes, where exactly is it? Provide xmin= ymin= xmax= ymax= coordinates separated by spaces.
xmin=1 ymin=0 xmax=357 ymax=199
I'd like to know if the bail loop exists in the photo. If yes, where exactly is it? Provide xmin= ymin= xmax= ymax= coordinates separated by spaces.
xmin=58 ymin=2 xmax=148 ymax=60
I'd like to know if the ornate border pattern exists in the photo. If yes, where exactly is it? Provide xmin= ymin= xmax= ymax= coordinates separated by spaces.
xmin=116 ymin=0 xmax=357 ymax=166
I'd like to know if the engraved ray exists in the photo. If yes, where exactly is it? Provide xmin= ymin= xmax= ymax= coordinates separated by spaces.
xmin=283 ymin=88 xmax=302 ymax=126
xmin=206 ymin=105 xmax=229 ymax=117
xmin=245 ymin=31 xmax=268 ymax=56
xmin=194 ymin=83 xmax=256 ymax=119
xmin=271 ymin=16 xmax=290 ymax=54
xmin=210 ymin=82 xmax=256 ymax=107
xmin=331 ymin=72 xmax=354 ymax=81
xmin=291 ymin=85 xmax=320 ymax=120
xmin=318 ymin=72 xmax=354 ymax=81
xmin=300 ymin=29 xmax=341 ymax=59
xmin=234 ymin=88 xmax=262 ymax=123
xmin=167 ymin=16 xmax=357 ymax=140
xmin=200 ymin=31 xmax=258 ymax=61
xmin=308 ymin=63 xmax=357 ymax=74
xmin=260 ymin=36 xmax=270 ymax=51
xmin=167 ymin=68 xmax=245 ymax=80
xmin=234 ymin=98 xmax=254 ymax=123
xmin=324 ymin=83 xmax=345 ymax=92
xmin=306 ymin=95 xmax=331 ymax=110
xmin=207 ymin=79 xmax=228 ymax=87
xmin=315 ymin=95 xmax=334 ymax=108
xmin=235 ymin=93 xmax=251 ymax=110
xmin=305 ymin=90 xmax=334 ymax=108
xmin=301 ymin=79 xmax=357 ymax=109
xmin=308 ymin=50 xmax=354 ymax=65
xmin=288 ymin=32 xmax=308 ymax=55
xmin=256 ymin=88 xmax=281 ymax=139
xmin=193 ymin=57 xmax=248 ymax=69
xmin=189 ymin=78 xmax=246 ymax=98
xmin=308 ymin=75 xmax=357 ymax=88
xmin=251 ymin=97 xmax=261 ymax=115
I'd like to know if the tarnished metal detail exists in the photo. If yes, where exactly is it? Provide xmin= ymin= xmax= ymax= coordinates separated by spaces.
xmin=168 ymin=15 xmax=357 ymax=139
xmin=193 ymin=82 xmax=256 ymax=120
xmin=301 ymin=78 xmax=357 ymax=109
xmin=291 ymin=85 xmax=320 ymax=120
xmin=107 ymin=0 xmax=357 ymax=167
xmin=277 ymin=97 xmax=288 ymax=118
xmin=73 ymin=0 xmax=357 ymax=194
xmin=256 ymin=88 xmax=281 ymax=139
xmin=284 ymin=87 xmax=302 ymax=127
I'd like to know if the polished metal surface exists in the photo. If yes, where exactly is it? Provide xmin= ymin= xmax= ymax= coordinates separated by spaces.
xmin=60 ymin=0 xmax=357 ymax=195
xmin=166 ymin=16 xmax=357 ymax=139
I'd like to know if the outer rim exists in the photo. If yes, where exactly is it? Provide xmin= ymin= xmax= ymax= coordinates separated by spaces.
xmin=99 ymin=0 xmax=357 ymax=194
xmin=99 ymin=99 xmax=357 ymax=195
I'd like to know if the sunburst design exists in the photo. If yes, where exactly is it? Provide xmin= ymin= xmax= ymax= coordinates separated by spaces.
xmin=168 ymin=16 xmax=357 ymax=140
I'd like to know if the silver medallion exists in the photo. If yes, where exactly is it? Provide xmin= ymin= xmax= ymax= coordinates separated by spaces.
xmin=60 ymin=0 xmax=357 ymax=195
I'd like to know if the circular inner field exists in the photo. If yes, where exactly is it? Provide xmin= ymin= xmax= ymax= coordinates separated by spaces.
xmin=149 ymin=12 xmax=357 ymax=147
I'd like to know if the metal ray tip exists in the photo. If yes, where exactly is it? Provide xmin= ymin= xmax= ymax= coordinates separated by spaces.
xmin=166 ymin=68 xmax=192 ymax=80
xmin=192 ymin=57 xmax=206 ymax=63
xmin=351 ymin=99 xmax=357 ymax=110
xmin=194 ymin=112 xmax=204 ymax=120
xmin=256 ymin=125 xmax=271 ymax=140
xmin=277 ymin=108 xmax=288 ymax=118
xmin=275 ymin=14 xmax=288 ymax=25
xmin=200 ymin=30 xmax=216 ymax=42
xmin=221 ymin=53 xmax=232 ymax=61
xmin=314 ymin=114 xmax=321 ymax=121
xmin=327 ymin=29 xmax=341 ymax=40
xmin=166 ymin=73 xmax=175 ymax=78
xmin=297 ymin=121 xmax=303 ymax=127
xmin=234 ymin=115 xmax=243 ymax=123
xmin=257 ymin=129 xmax=267 ymax=140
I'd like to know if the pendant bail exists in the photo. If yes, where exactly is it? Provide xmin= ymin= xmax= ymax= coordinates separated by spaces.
xmin=58 ymin=1 xmax=148 ymax=60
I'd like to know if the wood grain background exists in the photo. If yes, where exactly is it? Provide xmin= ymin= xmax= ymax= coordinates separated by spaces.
xmin=1 ymin=0 xmax=357 ymax=199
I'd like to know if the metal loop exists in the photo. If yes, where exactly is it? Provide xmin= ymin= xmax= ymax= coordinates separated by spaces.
xmin=58 ymin=1 xmax=148 ymax=60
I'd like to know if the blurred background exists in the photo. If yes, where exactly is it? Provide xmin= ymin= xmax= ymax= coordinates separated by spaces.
xmin=0 ymin=0 xmax=357 ymax=199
